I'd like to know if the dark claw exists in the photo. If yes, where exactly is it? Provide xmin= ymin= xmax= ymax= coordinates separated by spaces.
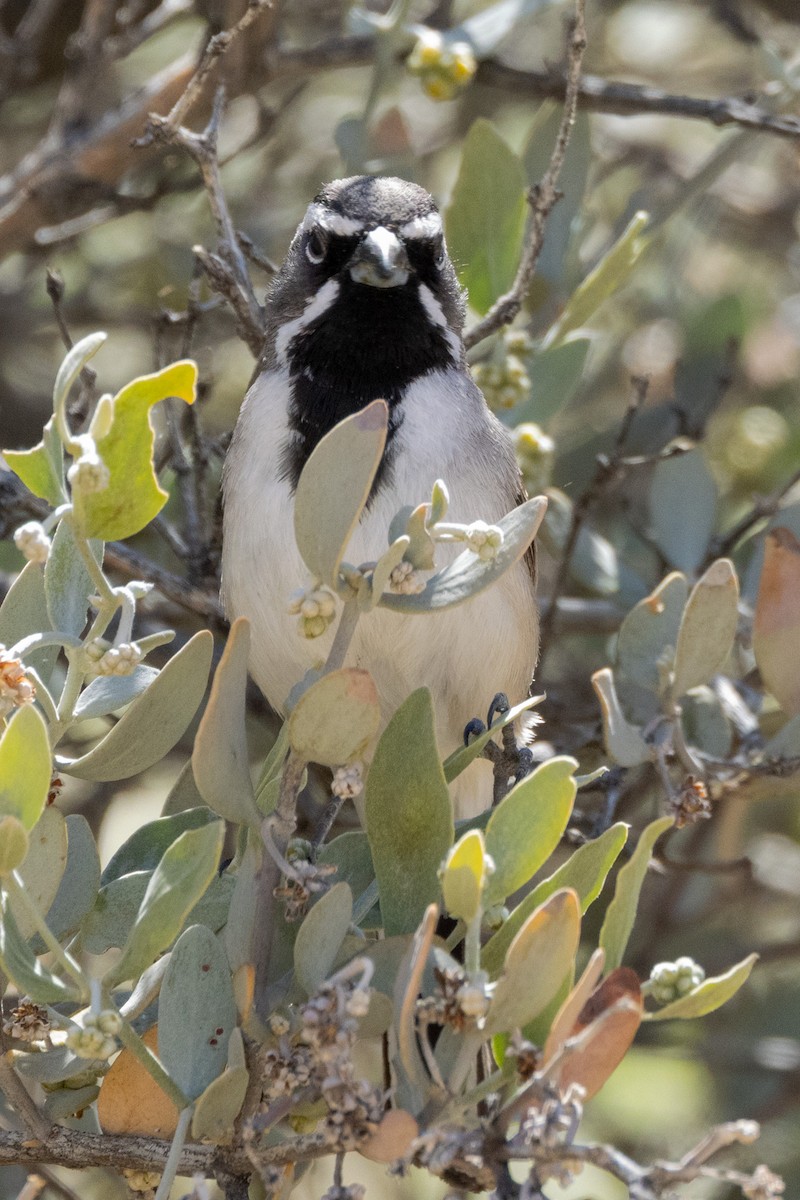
xmin=487 ymin=692 xmax=510 ymax=726
xmin=463 ymin=717 xmax=486 ymax=746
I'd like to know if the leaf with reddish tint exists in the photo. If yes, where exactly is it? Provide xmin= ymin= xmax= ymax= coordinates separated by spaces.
xmin=754 ymin=528 xmax=800 ymax=716
xmin=359 ymin=1109 xmax=419 ymax=1163
xmin=555 ymin=967 xmax=643 ymax=1099
xmin=97 ymin=1026 xmax=179 ymax=1137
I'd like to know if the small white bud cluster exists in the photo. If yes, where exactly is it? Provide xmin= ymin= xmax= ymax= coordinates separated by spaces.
xmin=455 ymin=979 xmax=490 ymax=1021
xmin=332 ymin=764 xmax=363 ymax=801
xmin=288 ymin=585 xmax=337 ymax=639
xmin=13 ymin=521 xmax=52 ymax=564
xmin=483 ymin=903 xmax=510 ymax=931
xmin=122 ymin=1168 xmax=161 ymax=1195
xmin=472 ymin=329 xmax=534 ymax=412
xmin=67 ymin=447 xmax=110 ymax=494
xmin=0 ymin=648 xmax=35 ymax=717
xmin=464 ymin=521 xmax=504 ymax=562
xmin=66 ymin=1008 xmax=123 ymax=1060
xmin=649 ymin=957 xmax=706 ymax=1005
xmin=84 ymin=637 xmax=143 ymax=677
xmin=388 ymin=560 xmax=425 ymax=595
xmin=2 ymin=1000 xmax=50 ymax=1044
xmin=514 ymin=422 xmax=556 ymax=493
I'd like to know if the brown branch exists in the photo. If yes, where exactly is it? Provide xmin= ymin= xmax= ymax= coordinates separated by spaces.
xmin=708 ymin=465 xmax=800 ymax=561
xmin=464 ymin=0 xmax=587 ymax=350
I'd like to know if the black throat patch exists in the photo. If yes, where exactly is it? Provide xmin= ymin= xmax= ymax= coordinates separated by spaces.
xmin=279 ymin=276 xmax=454 ymax=492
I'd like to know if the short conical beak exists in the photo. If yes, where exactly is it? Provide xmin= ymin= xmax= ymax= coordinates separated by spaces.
xmin=349 ymin=227 xmax=410 ymax=288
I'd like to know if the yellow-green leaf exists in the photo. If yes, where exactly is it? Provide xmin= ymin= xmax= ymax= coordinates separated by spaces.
xmin=599 ymin=815 xmax=673 ymax=971
xmin=0 ymin=817 xmax=29 ymax=874
xmin=78 ymin=360 xmax=197 ymax=541
xmin=441 ymin=829 xmax=486 ymax=923
xmin=4 ymin=416 xmax=65 ymax=506
xmin=673 ymin=559 xmax=739 ymax=697
xmin=0 ymin=704 xmax=51 ymax=830
xmin=288 ymin=667 xmax=381 ymax=767
xmin=644 ymin=953 xmax=758 ymax=1021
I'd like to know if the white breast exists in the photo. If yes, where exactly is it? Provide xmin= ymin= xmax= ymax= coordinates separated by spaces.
xmin=222 ymin=368 xmax=538 ymax=817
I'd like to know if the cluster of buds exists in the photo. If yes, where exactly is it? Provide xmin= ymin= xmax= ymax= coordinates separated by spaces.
xmin=406 ymin=29 xmax=476 ymax=101
xmin=13 ymin=520 xmax=52 ymax=564
xmin=463 ymin=521 xmax=504 ymax=562
xmin=263 ymin=963 xmax=382 ymax=1151
xmin=66 ymin=1008 xmax=123 ymax=1060
xmin=2 ymin=1000 xmax=50 ymax=1044
xmin=288 ymin=585 xmax=337 ymax=639
xmin=743 ymin=1164 xmax=786 ymax=1199
xmin=0 ymin=648 xmax=35 ymax=717
xmin=84 ymin=637 xmax=144 ymax=677
xmin=472 ymin=329 xmax=534 ymax=412
xmin=417 ymin=963 xmax=490 ymax=1031
xmin=388 ymin=560 xmax=425 ymax=595
xmin=519 ymin=1081 xmax=585 ymax=1151
xmin=648 ymin=957 xmax=706 ymax=1005
xmin=671 ymin=774 xmax=713 ymax=829
xmin=275 ymin=843 xmax=337 ymax=921
xmin=332 ymin=764 xmax=363 ymax=801
xmin=514 ymin=422 xmax=556 ymax=494
xmin=67 ymin=442 xmax=110 ymax=495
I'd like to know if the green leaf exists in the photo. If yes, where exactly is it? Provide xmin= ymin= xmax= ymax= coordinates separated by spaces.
xmin=192 ymin=618 xmax=260 ymax=827
xmin=62 ymin=630 xmax=213 ymax=781
xmin=158 ymin=924 xmax=237 ymax=1100
xmin=4 ymin=416 xmax=65 ymax=506
xmin=42 ymin=1084 xmax=100 ymax=1121
xmin=13 ymin=807 xmax=68 ymax=938
xmin=0 ymin=704 xmax=51 ymax=830
xmin=592 ymin=668 xmax=650 ymax=768
xmin=366 ymin=689 xmax=453 ymax=936
xmin=0 ymin=561 xmax=57 ymax=682
xmin=541 ymin=489 xmax=619 ymax=596
xmin=73 ymin=666 xmax=159 ymax=721
xmin=650 ymin=448 xmax=717 ymax=573
xmin=445 ymin=120 xmax=527 ymax=315
xmin=644 ymin=954 xmax=758 ymax=1021
xmin=254 ymin=722 xmax=290 ymax=815
xmin=38 ymin=814 xmax=101 ymax=943
xmin=0 ymin=889 xmax=79 ymax=1004
xmin=44 ymin=521 xmax=102 ymax=638
xmin=615 ymin=572 xmax=689 ymax=698
xmin=379 ymin=497 xmax=546 ymax=613
xmin=681 ymin=687 xmax=732 ymax=758
xmin=444 ymin=695 xmax=542 ymax=783
xmin=105 ymin=820 xmax=224 ymax=987
xmin=484 ymin=757 xmax=577 ymax=905
xmin=0 ymin=818 xmax=29 ymax=874
xmin=514 ymin=338 xmax=591 ymax=427
xmin=485 ymin=889 xmax=580 ymax=1034
xmin=293 ymin=400 xmax=387 ymax=587
xmin=545 ymin=211 xmax=650 ymax=346
xmin=294 ymin=882 xmax=353 ymax=996
xmin=318 ymin=832 xmax=377 ymax=925
xmin=191 ymin=1059 xmax=249 ymax=1142
xmin=599 ymin=815 xmax=674 ymax=971
xmin=288 ymin=667 xmax=381 ymax=767
xmin=102 ymin=806 xmax=219 ymax=885
xmin=482 ymin=823 xmax=628 ymax=977
xmin=673 ymin=559 xmax=739 ymax=697
xmin=83 ymin=868 xmax=232 ymax=956
xmin=441 ymin=830 xmax=486 ymax=923
xmin=223 ymin=841 xmax=260 ymax=975
xmin=78 ymin=361 xmax=197 ymax=541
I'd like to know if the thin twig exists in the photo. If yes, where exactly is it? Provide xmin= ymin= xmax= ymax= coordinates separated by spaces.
xmin=464 ymin=0 xmax=587 ymax=350
xmin=708 ymin=466 xmax=800 ymax=561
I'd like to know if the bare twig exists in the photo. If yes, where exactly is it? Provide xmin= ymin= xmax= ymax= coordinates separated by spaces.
xmin=464 ymin=0 xmax=587 ymax=350
xmin=708 ymin=465 xmax=800 ymax=561
xmin=0 ymin=1049 xmax=52 ymax=1144
xmin=45 ymin=269 xmax=97 ymax=419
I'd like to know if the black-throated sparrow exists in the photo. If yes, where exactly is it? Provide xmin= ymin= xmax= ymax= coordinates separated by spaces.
xmin=222 ymin=176 xmax=539 ymax=817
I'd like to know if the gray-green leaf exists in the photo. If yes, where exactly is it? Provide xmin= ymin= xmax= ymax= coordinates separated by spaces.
xmin=599 ymin=815 xmax=673 ymax=971
xmin=294 ymin=882 xmax=353 ymax=996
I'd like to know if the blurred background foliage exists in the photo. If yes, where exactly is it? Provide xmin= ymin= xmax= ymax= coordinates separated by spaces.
xmin=1 ymin=0 xmax=800 ymax=1197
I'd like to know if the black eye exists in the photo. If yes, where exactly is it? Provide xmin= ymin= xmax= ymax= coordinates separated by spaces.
xmin=433 ymin=236 xmax=446 ymax=268
xmin=305 ymin=229 xmax=327 ymax=264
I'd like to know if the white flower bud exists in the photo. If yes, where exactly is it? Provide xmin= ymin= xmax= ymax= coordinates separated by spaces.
xmin=95 ymin=1009 xmax=123 ymax=1036
xmin=13 ymin=521 xmax=52 ymax=564
xmin=456 ymin=981 xmax=490 ymax=1020
xmin=332 ymin=764 xmax=363 ymax=800
xmin=68 ymin=450 xmax=110 ymax=495
xmin=289 ymin=585 xmax=338 ymax=639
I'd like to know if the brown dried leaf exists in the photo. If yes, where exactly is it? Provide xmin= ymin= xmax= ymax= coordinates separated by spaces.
xmin=555 ymin=967 xmax=643 ymax=1100
xmin=359 ymin=1108 xmax=419 ymax=1163
xmin=97 ymin=1026 xmax=179 ymax=1137
xmin=753 ymin=527 xmax=800 ymax=716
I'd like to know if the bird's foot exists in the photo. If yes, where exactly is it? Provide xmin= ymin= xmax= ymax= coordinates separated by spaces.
xmin=463 ymin=692 xmax=534 ymax=807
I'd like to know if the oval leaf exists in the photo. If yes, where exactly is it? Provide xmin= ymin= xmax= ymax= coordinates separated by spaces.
xmin=485 ymin=756 xmax=577 ymax=905
xmin=63 ymin=630 xmax=213 ymax=781
xmin=366 ymin=689 xmax=453 ymax=937
xmin=294 ymin=882 xmax=353 ymax=996
xmin=192 ymin=618 xmax=259 ymax=826
xmin=44 ymin=521 xmax=102 ymax=638
xmin=102 ymin=806 xmax=218 ymax=885
xmin=73 ymin=666 xmax=159 ymax=721
xmin=644 ymin=953 xmax=758 ymax=1021
xmin=294 ymin=399 xmax=387 ymax=587
xmin=650 ymin=448 xmax=717 ymax=573
xmin=599 ymin=815 xmax=673 ymax=971
xmin=556 ymin=967 xmax=643 ymax=1099
xmin=753 ymin=528 xmax=800 ymax=716
xmin=288 ymin=668 xmax=381 ymax=767
xmin=673 ymin=559 xmax=739 ymax=697
xmin=0 ymin=561 xmax=56 ymax=683
xmin=441 ymin=829 xmax=486 ymax=923
xmin=0 ymin=704 xmax=51 ymax=830
xmin=616 ymin=571 xmax=688 ymax=696
xmin=191 ymin=1062 xmax=249 ymax=1144
xmin=158 ymin=924 xmax=237 ymax=1100
xmin=4 ymin=416 xmax=65 ymax=506
xmin=80 ymin=360 xmax=197 ymax=541
xmin=13 ymin=807 xmax=68 ymax=938
xmin=41 ymin=814 xmax=101 ymax=943
xmin=485 ymin=888 xmax=581 ymax=1034
xmin=98 ymin=1025 xmax=180 ymax=1137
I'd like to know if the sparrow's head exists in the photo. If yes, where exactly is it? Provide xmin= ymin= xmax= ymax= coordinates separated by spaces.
xmin=267 ymin=175 xmax=466 ymax=376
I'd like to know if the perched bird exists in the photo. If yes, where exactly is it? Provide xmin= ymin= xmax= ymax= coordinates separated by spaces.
xmin=222 ymin=175 xmax=539 ymax=817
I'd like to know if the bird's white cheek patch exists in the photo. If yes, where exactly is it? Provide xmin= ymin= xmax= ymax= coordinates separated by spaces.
xmin=418 ymin=283 xmax=462 ymax=363
xmin=275 ymin=279 xmax=340 ymax=365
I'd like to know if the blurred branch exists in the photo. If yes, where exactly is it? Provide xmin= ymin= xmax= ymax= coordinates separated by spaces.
xmin=464 ymin=0 xmax=587 ymax=350
xmin=708 ymin=465 xmax=800 ymax=560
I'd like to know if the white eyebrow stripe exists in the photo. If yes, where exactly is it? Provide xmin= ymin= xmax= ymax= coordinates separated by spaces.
xmin=275 ymin=278 xmax=340 ymax=365
xmin=418 ymin=283 xmax=462 ymax=363
xmin=302 ymin=204 xmax=364 ymax=237
xmin=399 ymin=212 xmax=442 ymax=240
